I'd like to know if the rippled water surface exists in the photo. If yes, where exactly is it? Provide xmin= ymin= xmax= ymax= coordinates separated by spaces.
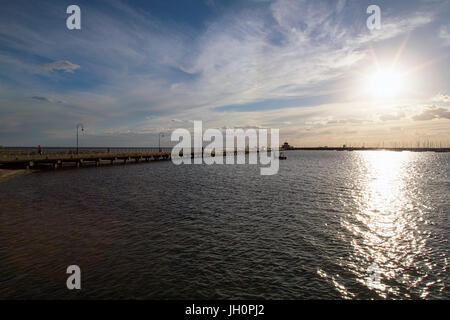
xmin=0 ymin=151 xmax=448 ymax=299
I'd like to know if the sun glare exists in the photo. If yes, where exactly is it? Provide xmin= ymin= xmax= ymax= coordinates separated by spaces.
xmin=366 ymin=68 xmax=406 ymax=98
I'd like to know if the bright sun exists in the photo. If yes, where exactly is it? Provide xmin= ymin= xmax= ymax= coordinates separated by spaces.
xmin=367 ymin=68 xmax=406 ymax=98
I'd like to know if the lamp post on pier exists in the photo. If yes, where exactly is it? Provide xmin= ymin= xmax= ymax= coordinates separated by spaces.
xmin=159 ymin=132 xmax=164 ymax=152
xmin=76 ymin=123 xmax=84 ymax=154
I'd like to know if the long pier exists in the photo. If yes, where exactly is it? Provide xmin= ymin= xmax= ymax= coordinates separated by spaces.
xmin=0 ymin=150 xmax=172 ymax=170
xmin=0 ymin=147 xmax=253 ymax=170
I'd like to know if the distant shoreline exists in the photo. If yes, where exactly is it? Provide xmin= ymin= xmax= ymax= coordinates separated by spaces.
xmin=2 ymin=146 xmax=450 ymax=154
xmin=288 ymin=147 xmax=450 ymax=152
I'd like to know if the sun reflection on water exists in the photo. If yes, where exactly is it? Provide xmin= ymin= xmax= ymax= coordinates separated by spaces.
xmin=341 ymin=151 xmax=433 ymax=298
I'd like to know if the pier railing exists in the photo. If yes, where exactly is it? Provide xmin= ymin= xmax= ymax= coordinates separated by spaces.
xmin=0 ymin=147 xmax=174 ymax=169
xmin=0 ymin=146 xmax=173 ymax=157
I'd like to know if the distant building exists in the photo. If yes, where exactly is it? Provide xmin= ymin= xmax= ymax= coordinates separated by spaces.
xmin=282 ymin=142 xmax=293 ymax=150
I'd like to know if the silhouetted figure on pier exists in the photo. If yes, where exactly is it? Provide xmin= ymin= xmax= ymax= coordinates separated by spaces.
xmin=37 ymin=145 xmax=42 ymax=155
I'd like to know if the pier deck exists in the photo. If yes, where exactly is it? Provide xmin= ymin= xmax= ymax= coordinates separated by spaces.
xmin=0 ymin=150 xmax=172 ymax=169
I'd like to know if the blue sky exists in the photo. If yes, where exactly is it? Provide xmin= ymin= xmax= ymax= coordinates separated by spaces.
xmin=0 ymin=0 xmax=449 ymax=147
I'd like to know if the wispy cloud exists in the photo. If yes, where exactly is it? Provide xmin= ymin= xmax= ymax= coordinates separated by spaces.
xmin=439 ymin=24 xmax=450 ymax=46
xmin=431 ymin=93 xmax=450 ymax=102
xmin=31 ymin=96 xmax=64 ymax=103
xmin=36 ymin=60 xmax=80 ymax=73
xmin=412 ymin=106 xmax=450 ymax=121
xmin=327 ymin=119 xmax=368 ymax=125
xmin=379 ymin=112 xmax=406 ymax=121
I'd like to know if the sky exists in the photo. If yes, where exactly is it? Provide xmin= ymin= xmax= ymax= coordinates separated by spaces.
xmin=0 ymin=0 xmax=449 ymax=147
